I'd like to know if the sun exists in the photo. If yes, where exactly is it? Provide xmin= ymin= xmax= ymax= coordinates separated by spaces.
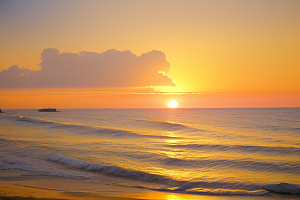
xmin=168 ymin=100 xmax=178 ymax=108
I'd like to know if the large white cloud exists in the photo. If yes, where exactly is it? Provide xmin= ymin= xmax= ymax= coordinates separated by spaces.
xmin=0 ymin=48 xmax=175 ymax=88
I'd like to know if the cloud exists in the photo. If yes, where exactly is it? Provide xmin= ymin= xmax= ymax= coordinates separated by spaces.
xmin=0 ymin=48 xmax=175 ymax=88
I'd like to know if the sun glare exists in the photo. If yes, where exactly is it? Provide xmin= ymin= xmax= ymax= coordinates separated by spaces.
xmin=168 ymin=100 xmax=178 ymax=108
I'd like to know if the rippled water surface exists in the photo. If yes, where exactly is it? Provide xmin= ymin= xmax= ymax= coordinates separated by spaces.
xmin=0 ymin=108 xmax=299 ymax=196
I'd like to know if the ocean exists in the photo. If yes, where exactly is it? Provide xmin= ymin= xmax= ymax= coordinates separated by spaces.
xmin=0 ymin=108 xmax=299 ymax=199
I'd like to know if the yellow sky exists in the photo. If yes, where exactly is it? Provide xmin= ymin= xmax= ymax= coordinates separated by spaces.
xmin=0 ymin=0 xmax=299 ymax=108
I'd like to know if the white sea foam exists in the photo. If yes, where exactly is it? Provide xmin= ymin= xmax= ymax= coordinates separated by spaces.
xmin=50 ymin=153 xmax=93 ymax=169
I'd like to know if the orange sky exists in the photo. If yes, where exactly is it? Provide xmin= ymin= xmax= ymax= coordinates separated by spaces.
xmin=0 ymin=0 xmax=299 ymax=109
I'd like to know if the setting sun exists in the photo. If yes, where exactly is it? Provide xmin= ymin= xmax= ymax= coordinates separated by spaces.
xmin=168 ymin=100 xmax=178 ymax=108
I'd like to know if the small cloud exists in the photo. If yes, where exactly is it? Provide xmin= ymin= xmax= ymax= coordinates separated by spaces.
xmin=0 ymin=48 xmax=176 ymax=88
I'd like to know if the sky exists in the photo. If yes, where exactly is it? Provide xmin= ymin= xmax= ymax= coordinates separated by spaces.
xmin=0 ymin=0 xmax=299 ymax=109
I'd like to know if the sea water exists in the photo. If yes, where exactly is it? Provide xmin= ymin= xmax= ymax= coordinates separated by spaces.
xmin=0 ymin=108 xmax=299 ymax=197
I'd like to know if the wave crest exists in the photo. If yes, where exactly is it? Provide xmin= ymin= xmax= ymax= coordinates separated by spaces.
xmin=49 ymin=153 xmax=300 ymax=196
xmin=136 ymin=119 xmax=193 ymax=131
xmin=50 ymin=153 xmax=167 ymax=182
xmin=263 ymin=183 xmax=300 ymax=194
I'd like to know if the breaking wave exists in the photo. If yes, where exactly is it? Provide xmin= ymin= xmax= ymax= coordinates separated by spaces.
xmin=263 ymin=183 xmax=300 ymax=194
xmin=50 ymin=153 xmax=167 ymax=182
xmin=49 ymin=153 xmax=300 ymax=196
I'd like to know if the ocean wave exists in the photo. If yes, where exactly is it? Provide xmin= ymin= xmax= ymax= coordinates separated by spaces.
xmin=161 ymin=187 xmax=268 ymax=196
xmin=51 ymin=124 xmax=173 ymax=139
xmin=260 ymin=125 xmax=300 ymax=134
xmin=136 ymin=119 xmax=197 ymax=131
xmin=0 ymin=142 xmax=95 ymax=180
xmin=168 ymin=144 xmax=300 ymax=156
xmin=124 ymin=184 xmax=268 ymax=196
xmin=16 ymin=117 xmax=36 ymax=122
xmin=161 ymin=157 xmax=300 ymax=174
xmin=49 ymin=153 xmax=300 ymax=196
xmin=263 ymin=183 xmax=300 ymax=194
xmin=16 ymin=116 xmax=54 ymax=124
xmin=50 ymin=153 xmax=168 ymax=182
xmin=10 ymin=114 xmax=174 ymax=139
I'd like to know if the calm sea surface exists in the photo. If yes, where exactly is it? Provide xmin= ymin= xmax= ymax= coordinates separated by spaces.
xmin=0 ymin=108 xmax=299 ymax=197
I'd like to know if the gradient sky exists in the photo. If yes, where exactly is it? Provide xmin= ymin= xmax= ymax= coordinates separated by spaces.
xmin=0 ymin=0 xmax=299 ymax=108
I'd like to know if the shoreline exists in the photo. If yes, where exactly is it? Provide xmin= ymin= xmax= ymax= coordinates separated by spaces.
xmin=0 ymin=175 xmax=297 ymax=200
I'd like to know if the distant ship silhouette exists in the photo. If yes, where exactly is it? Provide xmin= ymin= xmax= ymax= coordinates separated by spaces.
xmin=38 ymin=108 xmax=57 ymax=112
